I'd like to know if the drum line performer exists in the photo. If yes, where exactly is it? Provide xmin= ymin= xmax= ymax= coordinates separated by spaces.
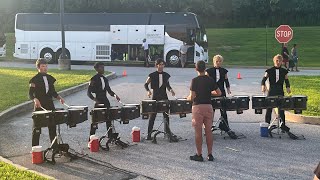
xmin=29 ymin=58 xmax=65 ymax=147
xmin=144 ymin=58 xmax=176 ymax=140
xmin=261 ymin=54 xmax=297 ymax=139
xmin=87 ymin=62 xmax=121 ymax=146
xmin=205 ymin=55 xmax=237 ymax=139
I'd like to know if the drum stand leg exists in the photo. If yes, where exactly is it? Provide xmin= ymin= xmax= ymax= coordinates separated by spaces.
xmin=268 ymin=108 xmax=284 ymax=138
xmin=99 ymin=121 xmax=129 ymax=151
xmin=44 ymin=125 xmax=73 ymax=164
xmin=151 ymin=114 xmax=179 ymax=144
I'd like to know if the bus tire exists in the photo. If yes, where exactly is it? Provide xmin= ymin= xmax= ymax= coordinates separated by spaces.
xmin=40 ymin=48 xmax=55 ymax=64
xmin=166 ymin=50 xmax=180 ymax=67
xmin=56 ymin=49 xmax=71 ymax=62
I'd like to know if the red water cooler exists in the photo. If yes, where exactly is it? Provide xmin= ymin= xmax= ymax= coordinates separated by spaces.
xmin=132 ymin=126 xmax=140 ymax=142
xmin=32 ymin=146 xmax=43 ymax=164
xmin=89 ymin=135 xmax=99 ymax=152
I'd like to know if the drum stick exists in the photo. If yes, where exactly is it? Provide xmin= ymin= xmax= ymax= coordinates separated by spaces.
xmin=173 ymin=96 xmax=178 ymax=100
xmin=225 ymin=147 xmax=240 ymax=152
xmin=63 ymin=103 xmax=71 ymax=108
xmin=118 ymin=100 xmax=125 ymax=106
xmin=40 ymin=106 xmax=48 ymax=111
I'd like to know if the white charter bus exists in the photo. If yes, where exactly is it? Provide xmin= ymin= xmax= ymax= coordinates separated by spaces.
xmin=14 ymin=12 xmax=208 ymax=66
xmin=0 ymin=32 xmax=5 ymax=57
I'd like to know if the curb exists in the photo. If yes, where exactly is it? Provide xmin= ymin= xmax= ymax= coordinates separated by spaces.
xmin=0 ymin=156 xmax=55 ymax=180
xmin=0 ymin=72 xmax=117 ymax=122
xmin=285 ymin=111 xmax=320 ymax=125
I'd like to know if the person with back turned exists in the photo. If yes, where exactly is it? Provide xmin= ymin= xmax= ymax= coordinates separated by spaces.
xmin=187 ymin=60 xmax=221 ymax=161
xmin=29 ymin=58 xmax=65 ymax=148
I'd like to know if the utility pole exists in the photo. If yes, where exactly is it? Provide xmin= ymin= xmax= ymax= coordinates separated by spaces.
xmin=58 ymin=0 xmax=71 ymax=70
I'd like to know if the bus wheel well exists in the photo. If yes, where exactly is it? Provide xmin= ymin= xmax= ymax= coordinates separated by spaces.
xmin=40 ymin=48 xmax=55 ymax=64
xmin=56 ymin=48 xmax=71 ymax=60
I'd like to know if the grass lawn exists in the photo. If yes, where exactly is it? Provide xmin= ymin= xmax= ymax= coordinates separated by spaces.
xmin=0 ymin=67 xmax=97 ymax=112
xmin=206 ymin=26 xmax=320 ymax=67
xmin=288 ymin=76 xmax=320 ymax=116
xmin=0 ymin=161 xmax=49 ymax=180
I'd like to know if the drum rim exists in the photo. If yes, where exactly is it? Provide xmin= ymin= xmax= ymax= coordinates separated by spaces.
xmin=69 ymin=105 xmax=88 ymax=108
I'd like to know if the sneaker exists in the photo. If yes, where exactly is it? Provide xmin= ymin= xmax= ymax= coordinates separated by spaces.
xmin=190 ymin=154 xmax=203 ymax=162
xmin=207 ymin=154 xmax=214 ymax=161
xmin=211 ymin=126 xmax=219 ymax=131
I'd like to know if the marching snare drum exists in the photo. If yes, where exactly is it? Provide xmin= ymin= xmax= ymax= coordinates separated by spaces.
xmin=54 ymin=110 xmax=68 ymax=125
xmin=211 ymin=97 xmax=224 ymax=109
xmin=234 ymin=95 xmax=250 ymax=110
xmin=123 ymin=104 xmax=140 ymax=120
xmin=141 ymin=100 xmax=157 ymax=114
xmin=90 ymin=108 xmax=108 ymax=124
xmin=292 ymin=95 xmax=307 ymax=110
xmin=279 ymin=96 xmax=294 ymax=110
xmin=251 ymin=95 xmax=267 ymax=114
xmin=156 ymin=100 xmax=170 ymax=113
xmin=170 ymin=99 xmax=185 ymax=114
xmin=170 ymin=99 xmax=192 ymax=114
xmin=32 ymin=111 xmax=53 ymax=128
xmin=292 ymin=95 xmax=308 ymax=114
xmin=121 ymin=105 xmax=140 ymax=124
xmin=224 ymin=97 xmax=238 ymax=111
xmin=265 ymin=96 xmax=279 ymax=108
xmin=108 ymin=106 xmax=122 ymax=121
xmin=67 ymin=106 xmax=88 ymax=128
xmin=184 ymin=100 xmax=192 ymax=113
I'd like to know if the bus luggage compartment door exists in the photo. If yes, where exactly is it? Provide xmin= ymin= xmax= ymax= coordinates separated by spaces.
xmin=146 ymin=25 xmax=164 ymax=45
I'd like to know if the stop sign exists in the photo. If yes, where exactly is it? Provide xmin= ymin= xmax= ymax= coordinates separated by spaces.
xmin=275 ymin=25 xmax=293 ymax=43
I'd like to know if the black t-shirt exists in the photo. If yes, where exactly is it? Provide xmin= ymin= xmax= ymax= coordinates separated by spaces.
xmin=206 ymin=67 xmax=228 ymax=95
xmin=265 ymin=66 xmax=288 ymax=96
xmin=315 ymin=162 xmax=320 ymax=179
xmin=282 ymin=47 xmax=289 ymax=59
xmin=190 ymin=75 xmax=218 ymax=105
xmin=148 ymin=71 xmax=171 ymax=100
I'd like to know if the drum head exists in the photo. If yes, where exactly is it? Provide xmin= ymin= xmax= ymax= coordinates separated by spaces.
xmin=125 ymin=104 xmax=139 ymax=106
xmin=33 ymin=110 xmax=52 ymax=114
xmin=93 ymin=108 xmax=108 ymax=110
xmin=142 ymin=100 xmax=156 ymax=102
xmin=55 ymin=110 xmax=68 ymax=113
xmin=69 ymin=106 xmax=88 ymax=109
